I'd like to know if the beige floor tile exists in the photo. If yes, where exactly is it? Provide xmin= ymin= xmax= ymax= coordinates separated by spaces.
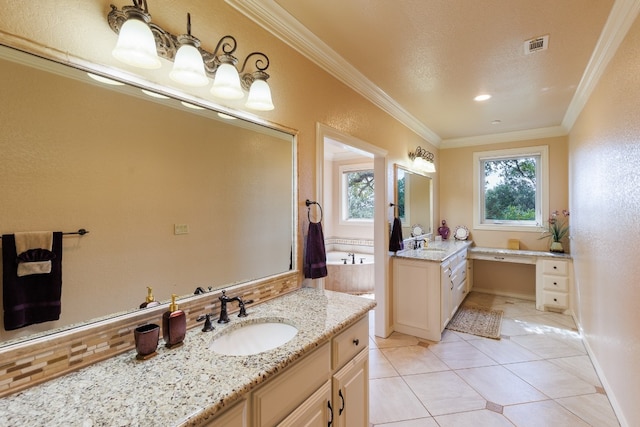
xmin=369 ymin=377 xmax=430 ymax=424
xmin=456 ymin=365 xmax=548 ymax=405
xmin=504 ymin=360 xmax=596 ymax=398
xmin=548 ymin=355 xmax=603 ymax=387
xmin=500 ymin=318 xmax=535 ymax=336
xmin=427 ymin=340 xmax=497 ymax=370
xmin=403 ymin=371 xmax=486 ymax=416
xmin=381 ymin=346 xmax=449 ymax=375
xmin=369 ymin=348 xmax=399 ymax=379
xmin=467 ymin=336 xmax=542 ymax=364
xmin=509 ymin=333 xmax=586 ymax=359
xmin=373 ymin=331 xmax=420 ymax=349
xmin=434 ymin=409 xmax=516 ymax=427
xmin=503 ymin=399 xmax=591 ymax=427
xmin=557 ymin=393 xmax=621 ymax=427
xmin=372 ymin=418 xmax=439 ymax=427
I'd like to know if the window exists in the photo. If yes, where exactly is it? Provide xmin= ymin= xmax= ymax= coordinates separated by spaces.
xmin=340 ymin=164 xmax=374 ymax=222
xmin=473 ymin=146 xmax=548 ymax=231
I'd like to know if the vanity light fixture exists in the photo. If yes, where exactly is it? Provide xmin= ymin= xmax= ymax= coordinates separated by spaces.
xmin=110 ymin=0 xmax=161 ymax=69
xmin=108 ymin=0 xmax=275 ymax=111
xmin=408 ymin=146 xmax=436 ymax=173
xmin=169 ymin=13 xmax=209 ymax=87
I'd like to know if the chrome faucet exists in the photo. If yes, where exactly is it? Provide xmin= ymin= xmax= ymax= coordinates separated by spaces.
xmin=217 ymin=290 xmax=254 ymax=323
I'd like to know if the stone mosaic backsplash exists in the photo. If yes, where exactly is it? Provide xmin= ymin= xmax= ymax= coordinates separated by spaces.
xmin=0 ymin=271 xmax=298 ymax=398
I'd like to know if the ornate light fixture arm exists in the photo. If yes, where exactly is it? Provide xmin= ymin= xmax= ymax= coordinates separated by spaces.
xmin=239 ymin=52 xmax=270 ymax=90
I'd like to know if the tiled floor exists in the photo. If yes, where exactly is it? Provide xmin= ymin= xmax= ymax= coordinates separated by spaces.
xmin=367 ymin=292 xmax=620 ymax=426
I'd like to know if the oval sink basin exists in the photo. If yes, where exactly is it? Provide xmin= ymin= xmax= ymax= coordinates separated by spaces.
xmin=210 ymin=321 xmax=298 ymax=356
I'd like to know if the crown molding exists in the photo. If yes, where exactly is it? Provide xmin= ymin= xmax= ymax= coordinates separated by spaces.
xmin=225 ymin=0 xmax=442 ymax=147
xmin=562 ymin=0 xmax=640 ymax=131
xmin=441 ymin=126 xmax=568 ymax=149
xmin=226 ymin=0 xmax=637 ymax=150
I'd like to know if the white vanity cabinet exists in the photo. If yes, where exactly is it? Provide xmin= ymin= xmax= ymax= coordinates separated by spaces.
xmin=205 ymin=315 xmax=370 ymax=427
xmin=536 ymin=258 xmax=572 ymax=314
xmin=393 ymin=249 xmax=469 ymax=341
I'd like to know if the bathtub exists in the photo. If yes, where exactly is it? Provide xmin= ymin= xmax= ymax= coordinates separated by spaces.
xmin=325 ymin=251 xmax=374 ymax=295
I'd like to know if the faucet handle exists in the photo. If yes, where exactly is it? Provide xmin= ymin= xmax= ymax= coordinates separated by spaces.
xmin=196 ymin=313 xmax=215 ymax=332
xmin=237 ymin=298 xmax=254 ymax=317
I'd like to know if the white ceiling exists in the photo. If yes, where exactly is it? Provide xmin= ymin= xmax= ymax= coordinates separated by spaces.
xmin=226 ymin=0 xmax=638 ymax=148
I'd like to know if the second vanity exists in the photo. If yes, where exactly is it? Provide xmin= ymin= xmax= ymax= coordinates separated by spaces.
xmin=0 ymin=288 xmax=375 ymax=426
xmin=392 ymin=240 xmax=473 ymax=341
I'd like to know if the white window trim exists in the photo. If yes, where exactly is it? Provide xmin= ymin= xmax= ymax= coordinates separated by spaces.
xmin=472 ymin=145 xmax=549 ymax=232
xmin=339 ymin=163 xmax=374 ymax=226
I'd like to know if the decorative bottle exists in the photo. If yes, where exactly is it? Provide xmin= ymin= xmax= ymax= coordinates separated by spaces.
xmin=162 ymin=294 xmax=186 ymax=348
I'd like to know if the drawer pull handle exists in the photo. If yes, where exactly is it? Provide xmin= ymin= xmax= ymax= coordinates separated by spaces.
xmin=554 ymin=298 xmax=558 ymax=302
xmin=494 ymin=256 xmax=505 ymax=260
xmin=353 ymin=338 xmax=360 ymax=346
xmin=339 ymin=389 xmax=345 ymax=415
xmin=554 ymin=282 xmax=557 ymax=285
xmin=553 ymin=266 xmax=558 ymax=269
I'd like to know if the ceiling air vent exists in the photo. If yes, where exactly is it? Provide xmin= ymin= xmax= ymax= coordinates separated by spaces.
xmin=524 ymin=35 xmax=549 ymax=55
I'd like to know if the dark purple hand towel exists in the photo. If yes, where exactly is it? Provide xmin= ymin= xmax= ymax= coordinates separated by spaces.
xmin=2 ymin=232 xmax=63 ymax=330
xmin=304 ymin=222 xmax=328 ymax=279
xmin=389 ymin=217 xmax=404 ymax=252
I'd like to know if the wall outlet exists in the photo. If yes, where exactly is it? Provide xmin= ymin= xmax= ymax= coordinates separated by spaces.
xmin=174 ymin=224 xmax=189 ymax=235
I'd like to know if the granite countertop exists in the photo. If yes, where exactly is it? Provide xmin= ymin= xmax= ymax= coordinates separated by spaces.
xmin=0 ymin=288 xmax=376 ymax=427
xmin=393 ymin=239 xmax=473 ymax=262
xmin=469 ymin=246 xmax=572 ymax=259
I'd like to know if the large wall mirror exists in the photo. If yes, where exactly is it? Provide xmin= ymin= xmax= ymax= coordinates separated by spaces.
xmin=394 ymin=164 xmax=433 ymax=239
xmin=0 ymin=45 xmax=296 ymax=345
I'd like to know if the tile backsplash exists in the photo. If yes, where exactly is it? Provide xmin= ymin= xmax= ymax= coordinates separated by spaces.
xmin=0 ymin=271 xmax=298 ymax=398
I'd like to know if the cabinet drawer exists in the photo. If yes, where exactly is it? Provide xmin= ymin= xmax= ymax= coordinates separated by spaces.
xmin=332 ymin=316 xmax=368 ymax=370
xmin=542 ymin=291 xmax=568 ymax=309
xmin=543 ymin=275 xmax=568 ymax=292
xmin=253 ymin=342 xmax=331 ymax=427
xmin=541 ymin=259 xmax=569 ymax=276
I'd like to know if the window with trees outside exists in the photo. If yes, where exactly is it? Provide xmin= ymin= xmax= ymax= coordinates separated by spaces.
xmin=473 ymin=146 xmax=548 ymax=232
xmin=341 ymin=165 xmax=374 ymax=222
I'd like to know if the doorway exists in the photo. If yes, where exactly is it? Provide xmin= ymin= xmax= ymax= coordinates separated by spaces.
xmin=316 ymin=123 xmax=389 ymax=338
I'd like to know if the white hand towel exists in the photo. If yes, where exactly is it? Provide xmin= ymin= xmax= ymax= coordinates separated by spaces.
xmin=14 ymin=231 xmax=54 ymax=277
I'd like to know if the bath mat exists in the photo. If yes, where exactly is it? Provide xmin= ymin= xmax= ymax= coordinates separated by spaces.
xmin=445 ymin=305 xmax=503 ymax=340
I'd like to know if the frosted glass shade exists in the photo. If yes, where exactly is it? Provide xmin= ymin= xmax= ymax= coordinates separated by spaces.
xmin=245 ymin=79 xmax=274 ymax=111
xmin=169 ymin=44 xmax=208 ymax=87
xmin=112 ymin=18 xmax=161 ymax=69
xmin=414 ymin=157 xmax=436 ymax=173
xmin=210 ymin=63 xmax=244 ymax=100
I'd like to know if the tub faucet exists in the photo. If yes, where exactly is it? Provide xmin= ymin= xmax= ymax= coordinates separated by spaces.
xmin=348 ymin=253 xmax=355 ymax=264
xmin=217 ymin=290 xmax=254 ymax=323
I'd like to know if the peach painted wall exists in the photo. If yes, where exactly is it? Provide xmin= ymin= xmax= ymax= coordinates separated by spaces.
xmin=439 ymin=136 xmax=569 ymax=251
xmin=567 ymin=12 xmax=640 ymax=427
xmin=0 ymin=1 xmax=437 ymax=337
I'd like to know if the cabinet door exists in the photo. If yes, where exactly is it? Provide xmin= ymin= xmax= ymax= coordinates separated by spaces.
xmin=393 ymin=258 xmax=441 ymax=341
xmin=332 ymin=348 xmax=369 ymax=427
xmin=203 ymin=398 xmax=248 ymax=427
xmin=440 ymin=259 xmax=453 ymax=328
xmin=277 ymin=381 xmax=331 ymax=427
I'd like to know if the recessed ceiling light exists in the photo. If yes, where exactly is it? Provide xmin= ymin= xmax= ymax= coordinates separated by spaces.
xmin=87 ymin=73 xmax=124 ymax=86
xmin=181 ymin=101 xmax=204 ymax=110
xmin=474 ymin=94 xmax=492 ymax=102
xmin=141 ymin=89 xmax=170 ymax=99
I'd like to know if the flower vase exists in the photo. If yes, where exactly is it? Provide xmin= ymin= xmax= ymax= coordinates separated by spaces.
xmin=549 ymin=241 xmax=564 ymax=253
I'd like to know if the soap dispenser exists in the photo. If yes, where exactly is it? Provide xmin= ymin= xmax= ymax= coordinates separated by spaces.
xmin=162 ymin=294 xmax=186 ymax=348
xmin=140 ymin=286 xmax=160 ymax=309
